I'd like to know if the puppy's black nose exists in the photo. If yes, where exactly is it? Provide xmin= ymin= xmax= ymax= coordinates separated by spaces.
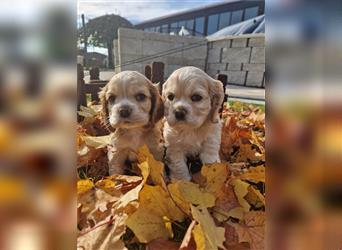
xmin=119 ymin=106 xmax=132 ymax=118
xmin=174 ymin=108 xmax=187 ymax=121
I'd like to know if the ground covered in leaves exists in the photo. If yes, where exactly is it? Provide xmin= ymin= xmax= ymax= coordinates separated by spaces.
xmin=77 ymin=101 xmax=265 ymax=250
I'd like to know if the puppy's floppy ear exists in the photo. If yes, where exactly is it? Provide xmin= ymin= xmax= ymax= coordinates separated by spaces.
xmin=148 ymin=81 xmax=164 ymax=125
xmin=208 ymin=78 xmax=224 ymax=123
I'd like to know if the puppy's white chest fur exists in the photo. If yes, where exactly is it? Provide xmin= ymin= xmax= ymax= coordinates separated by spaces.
xmin=112 ymin=128 xmax=144 ymax=151
xmin=164 ymin=121 xmax=221 ymax=156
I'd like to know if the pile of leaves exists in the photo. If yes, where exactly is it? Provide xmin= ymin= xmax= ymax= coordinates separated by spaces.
xmin=77 ymin=102 xmax=265 ymax=250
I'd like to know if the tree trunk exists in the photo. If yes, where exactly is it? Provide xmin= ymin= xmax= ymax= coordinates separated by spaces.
xmin=107 ymin=42 xmax=114 ymax=69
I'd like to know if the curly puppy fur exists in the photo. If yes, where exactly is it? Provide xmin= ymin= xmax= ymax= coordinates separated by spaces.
xmin=99 ymin=71 xmax=163 ymax=175
xmin=162 ymin=67 xmax=224 ymax=180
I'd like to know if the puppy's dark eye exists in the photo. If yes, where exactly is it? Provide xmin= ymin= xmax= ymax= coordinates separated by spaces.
xmin=135 ymin=93 xmax=146 ymax=102
xmin=167 ymin=93 xmax=175 ymax=101
xmin=191 ymin=94 xmax=202 ymax=102
xmin=108 ymin=95 xmax=116 ymax=104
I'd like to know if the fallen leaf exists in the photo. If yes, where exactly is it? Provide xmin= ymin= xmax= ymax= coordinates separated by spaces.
xmin=125 ymin=183 xmax=186 ymax=243
xmin=78 ymin=105 xmax=98 ymax=118
xmin=114 ymin=160 xmax=150 ymax=210
xmin=95 ymin=178 xmax=121 ymax=196
xmin=191 ymin=205 xmax=226 ymax=250
xmin=82 ymin=134 xmax=112 ymax=149
xmin=245 ymin=186 xmax=265 ymax=209
xmin=240 ymin=165 xmax=265 ymax=183
xmin=77 ymin=179 xmax=94 ymax=195
xmin=168 ymin=181 xmax=216 ymax=215
xmin=212 ymin=183 xmax=240 ymax=222
xmin=138 ymin=145 xmax=166 ymax=188
xmin=192 ymin=225 xmax=207 ymax=250
xmin=78 ymin=212 xmax=128 ymax=250
xmin=125 ymin=207 xmax=172 ymax=243
xmin=139 ymin=185 xmax=185 ymax=221
xmin=201 ymin=163 xmax=229 ymax=196
xmin=231 ymin=211 xmax=265 ymax=250
xmin=224 ymin=223 xmax=239 ymax=247
xmin=231 ymin=179 xmax=251 ymax=212
xmin=234 ymin=143 xmax=264 ymax=163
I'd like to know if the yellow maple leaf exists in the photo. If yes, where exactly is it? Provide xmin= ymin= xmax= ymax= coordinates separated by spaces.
xmin=139 ymin=185 xmax=185 ymax=222
xmin=240 ymin=165 xmax=265 ymax=183
xmin=168 ymin=181 xmax=215 ymax=215
xmin=126 ymin=207 xmax=172 ymax=243
xmin=231 ymin=179 xmax=250 ymax=212
xmin=191 ymin=205 xmax=226 ymax=250
xmin=125 ymin=183 xmax=186 ymax=243
xmin=201 ymin=163 xmax=229 ymax=196
xmin=138 ymin=145 xmax=166 ymax=188
xmin=115 ymin=160 xmax=150 ymax=210
xmin=77 ymin=179 xmax=94 ymax=195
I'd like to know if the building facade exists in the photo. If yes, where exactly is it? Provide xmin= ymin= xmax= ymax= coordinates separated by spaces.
xmin=134 ymin=1 xmax=265 ymax=36
xmin=115 ymin=28 xmax=265 ymax=87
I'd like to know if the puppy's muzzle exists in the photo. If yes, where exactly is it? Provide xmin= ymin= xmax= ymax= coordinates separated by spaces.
xmin=174 ymin=107 xmax=187 ymax=121
xmin=118 ymin=106 xmax=132 ymax=118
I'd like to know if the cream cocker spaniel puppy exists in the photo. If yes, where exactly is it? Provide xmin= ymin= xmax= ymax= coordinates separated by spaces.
xmin=162 ymin=66 xmax=224 ymax=180
xmin=99 ymin=71 xmax=163 ymax=175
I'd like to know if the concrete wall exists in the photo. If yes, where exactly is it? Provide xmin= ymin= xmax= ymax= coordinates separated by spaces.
xmin=117 ymin=28 xmax=207 ymax=77
xmin=207 ymin=34 xmax=265 ymax=87
xmin=115 ymin=28 xmax=265 ymax=87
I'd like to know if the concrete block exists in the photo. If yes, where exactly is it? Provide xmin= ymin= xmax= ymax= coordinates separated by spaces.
xmin=243 ymin=63 xmax=265 ymax=72
xmin=119 ymin=28 xmax=142 ymax=39
xmin=208 ymin=63 xmax=227 ymax=71
xmin=182 ymin=45 xmax=207 ymax=60
xmin=227 ymin=63 xmax=242 ymax=71
xmin=222 ymin=48 xmax=251 ymax=63
xmin=231 ymin=38 xmax=248 ymax=48
xmin=207 ymin=48 xmax=221 ymax=63
xmin=212 ymin=39 xmax=231 ymax=49
xmin=177 ymin=35 xmax=205 ymax=44
xmin=250 ymin=47 xmax=265 ymax=63
xmin=142 ymin=41 xmax=170 ymax=56
xmin=221 ymin=71 xmax=246 ymax=85
xmin=248 ymin=37 xmax=265 ymax=47
xmin=246 ymin=71 xmax=264 ymax=87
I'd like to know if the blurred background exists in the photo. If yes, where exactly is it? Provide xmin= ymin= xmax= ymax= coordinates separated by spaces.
xmin=267 ymin=0 xmax=342 ymax=249
xmin=0 ymin=0 xmax=76 ymax=249
xmin=0 ymin=0 xmax=341 ymax=249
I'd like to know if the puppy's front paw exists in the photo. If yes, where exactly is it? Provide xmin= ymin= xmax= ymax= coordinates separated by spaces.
xmin=200 ymin=153 xmax=220 ymax=165
xmin=168 ymin=161 xmax=191 ymax=181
